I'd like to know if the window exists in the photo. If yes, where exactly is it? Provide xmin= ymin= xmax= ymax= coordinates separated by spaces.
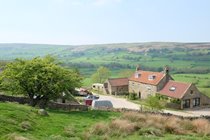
xmin=135 ymin=73 xmax=141 ymax=78
xmin=183 ymin=99 xmax=190 ymax=108
xmin=193 ymin=98 xmax=200 ymax=107
xmin=148 ymin=75 xmax=156 ymax=80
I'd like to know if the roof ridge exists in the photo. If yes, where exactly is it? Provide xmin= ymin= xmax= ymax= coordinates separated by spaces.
xmin=138 ymin=70 xmax=163 ymax=73
xmin=180 ymin=83 xmax=192 ymax=99
xmin=169 ymin=80 xmax=192 ymax=85
xmin=108 ymin=77 xmax=128 ymax=80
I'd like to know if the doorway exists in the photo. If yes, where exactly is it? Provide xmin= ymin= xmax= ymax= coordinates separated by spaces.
xmin=138 ymin=92 xmax=141 ymax=99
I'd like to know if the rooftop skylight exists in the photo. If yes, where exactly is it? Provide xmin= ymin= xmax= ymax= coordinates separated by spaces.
xmin=169 ymin=86 xmax=176 ymax=91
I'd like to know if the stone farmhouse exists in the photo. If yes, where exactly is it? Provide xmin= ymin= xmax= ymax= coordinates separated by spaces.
xmin=103 ymin=66 xmax=210 ymax=109
xmin=129 ymin=66 xmax=172 ymax=99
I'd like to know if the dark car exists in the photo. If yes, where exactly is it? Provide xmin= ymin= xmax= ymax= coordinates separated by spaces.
xmin=85 ymin=95 xmax=99 ymax=100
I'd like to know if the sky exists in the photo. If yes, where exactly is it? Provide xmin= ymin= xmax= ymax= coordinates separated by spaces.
xmin=0 ymin=0 xmax=210 ymax=45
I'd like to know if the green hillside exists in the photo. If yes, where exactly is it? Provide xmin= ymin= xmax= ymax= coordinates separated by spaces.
xmin=0 ymin=102 xmax=210 ymax=140
xmin=1 ymin=42 xmax=210 ymax=93
xmin=1 ymin=42 xmax=210 ymax=76
xmin=0 ymin=102 xmax=119 ymax=140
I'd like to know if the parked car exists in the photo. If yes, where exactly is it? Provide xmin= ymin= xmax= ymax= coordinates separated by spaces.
xmin=92 ymin=100 xmax=113 ymax=109
xmin=84 ymin=95 xmax=99 ymax=106
xmin=85 ymin=95 xmax=99 ymax=100
xmin=74 ymin=88 xmax=92 ymax=96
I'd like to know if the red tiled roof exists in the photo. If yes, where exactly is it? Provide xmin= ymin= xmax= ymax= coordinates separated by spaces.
xmin=129 ymin=70 xmax=165 ymax=85
xmin=108 ymin=78 xmax=128 ymax=87
xmin=159 ymin=80 xmax=191 ymax=99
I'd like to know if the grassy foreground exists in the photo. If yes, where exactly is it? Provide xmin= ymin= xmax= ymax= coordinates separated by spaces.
xmin=0 ymin=102 xmax=210 ymax=140
xmin=0 ymin=102 xmax=119 ymax=140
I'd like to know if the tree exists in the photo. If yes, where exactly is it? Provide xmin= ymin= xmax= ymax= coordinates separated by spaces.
xmin=0 ymin=56 xmax=82 ymax=108
xmin=144 ymin=95 xmax=165 ymax=111
xmin=91 ymin=66 xmax=110 ymax=83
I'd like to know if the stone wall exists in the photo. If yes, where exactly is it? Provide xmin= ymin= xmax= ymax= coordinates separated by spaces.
xmin=129 ymin=81 xmax=157 ymax=99
xmin=47 ymin=102 xmax=88 ymax=111
xmin=0 ymin=94 xmax=30 ymax=104
xmin=0 ymin=94 xmax=88 ymax=111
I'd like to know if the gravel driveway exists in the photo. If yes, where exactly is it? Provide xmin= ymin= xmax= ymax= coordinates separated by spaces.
xmin=96 ymin=94 xmax=210 ymax=117
xmin=98 ymin=94 xmax=140 ymax=110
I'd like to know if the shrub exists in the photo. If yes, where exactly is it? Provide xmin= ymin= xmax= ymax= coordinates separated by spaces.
xmin=89 ymin=122 xmax=108 ymax=136
xmin=138 ymin=127 xmax=163 ymax=136
xmin=146 ymin=114 xmax=166 ymax=129
xmin=164 ymin=116 xmax=185 ymax=135
xmin=109 ymin=119 xmax=137 ymax=136
xmin=192 ymin=119 xmax=210 ymax=136
xmin=144 ymin=96 xmax=165 ymax=111
xmin=129 ymin=93 xmax=137 ymax=100
xmin=122 ymin=112 xmax=147 ymax=122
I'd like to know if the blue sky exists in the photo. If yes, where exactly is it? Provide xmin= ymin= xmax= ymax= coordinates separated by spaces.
xmin=0 ymin=0 xmax=209 ymax=45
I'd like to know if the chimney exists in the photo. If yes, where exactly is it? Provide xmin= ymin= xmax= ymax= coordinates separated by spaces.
xmin=164 ymin=65 xmax=169 ymax=74
xmin=136 ymin=65 xmax=141 ymax=71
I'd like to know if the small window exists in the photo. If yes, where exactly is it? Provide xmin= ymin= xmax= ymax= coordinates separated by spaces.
xmin=135 ymin=73 xmax=141 ymax=78
xmin=148 ymin=75 xmax=156 ymax=80
xmin=169 ymin=86 xmax=176 ymax=91
xmin=190 ymin=90 xmax=193 ymax=94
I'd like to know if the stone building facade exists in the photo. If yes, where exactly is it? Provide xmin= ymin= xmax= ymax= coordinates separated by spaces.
xmin=104 ymin=78 xmax=128 ymax=95
xmin=159 ymin=80 xmax=210 ymax=109
xmin=129 ymin=66 xmax=172 ymax=99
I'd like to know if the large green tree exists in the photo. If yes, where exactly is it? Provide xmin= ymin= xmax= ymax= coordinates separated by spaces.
xmin=0 ymin=56 xmax=82 ymax=108
xmin=91 ymin=66 xmax=110 ymax=83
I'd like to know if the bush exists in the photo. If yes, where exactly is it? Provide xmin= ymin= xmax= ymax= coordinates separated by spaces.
xmin=109 ymin=119 xmax=137 ymax=136
xmin=138 ymin=127 xmax=163 ymax=136
xmin=89 ymin=122 xmax=108 ymax=136
xmin=192 ymin=119 xmax=210 ymax=136
xmin=122 ymin=112 xmax=147 ymax=122
xmin=129 ymin=93 xmax=137 ymax=100
xmin=144 ymin=96 xmax=165 ymax=111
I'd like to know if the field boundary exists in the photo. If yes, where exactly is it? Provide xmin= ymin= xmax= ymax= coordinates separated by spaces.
xmin=0 ymin=94 xmax=88 ymax=111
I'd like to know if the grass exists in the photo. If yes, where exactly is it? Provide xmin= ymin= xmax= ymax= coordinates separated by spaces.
xmin=1 ymin=102 xmax=210 ymax=139
xmin=0 ymin=102 xmax=120 ymax=140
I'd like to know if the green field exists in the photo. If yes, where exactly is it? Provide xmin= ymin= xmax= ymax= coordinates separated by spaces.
xmin=0 ymin=102 xmax=209 ymax=140
xmin=1 ymin=42 xmax=210 ymax=96
xmin=1 ymin=43 xmax=210 ymax=74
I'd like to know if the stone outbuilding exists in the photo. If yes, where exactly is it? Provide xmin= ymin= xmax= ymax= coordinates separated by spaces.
xmin=103 ymin=78 xmax=128 ymax=95
xmin=158 ymin=80 xmax=210 ymax=109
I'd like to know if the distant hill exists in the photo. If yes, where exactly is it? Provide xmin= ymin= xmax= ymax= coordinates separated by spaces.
xmin=1 ymin=42 xmax=210 ymax=75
